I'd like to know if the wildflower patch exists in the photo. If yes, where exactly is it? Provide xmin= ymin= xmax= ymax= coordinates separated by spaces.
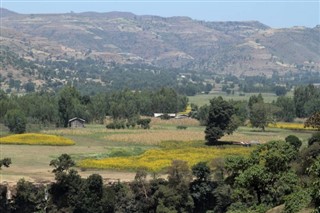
xmin=0 ymin=133 xmax=75 ymax=146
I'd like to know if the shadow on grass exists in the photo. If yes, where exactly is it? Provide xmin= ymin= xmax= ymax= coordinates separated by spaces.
xmin=205 ymin=141 xmax=236 ymax=146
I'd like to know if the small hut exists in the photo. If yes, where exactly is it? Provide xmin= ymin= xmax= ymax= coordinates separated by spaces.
xmin=68 ymin=117 xmax=85 ymax=128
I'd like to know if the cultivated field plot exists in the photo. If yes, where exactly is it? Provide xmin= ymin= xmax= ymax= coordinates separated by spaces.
xmin=0 ymin=133 xmax=75 ymax=146
xmin=0 ymin=119 xmax=314 ymax=183
xmin=188 ymin=92 xmax=279 ymax=106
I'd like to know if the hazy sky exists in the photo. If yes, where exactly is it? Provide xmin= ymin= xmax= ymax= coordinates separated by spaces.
xmin=1 ymin=0 xmax=319 ymax=28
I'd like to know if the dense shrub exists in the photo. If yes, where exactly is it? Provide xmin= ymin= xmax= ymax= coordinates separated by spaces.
xmin=285 ymin=135 xmax=302 ymax=150
xmin=283 ymin=189 xmax=311 ymax=213
xmin=4 ymin=109 xmax=27 ymax=134
xmin=177 ymin=125 xmax=187 ymax=130
xmin=106 ymin=120 xmax=126 ymax=129
xmin=160 ymin=113 xmax=171 ymax=120
xmin=308 ymin=132 xmax=320 ymax=146
xmin=137 ymin=118 xmax=151 ymax=129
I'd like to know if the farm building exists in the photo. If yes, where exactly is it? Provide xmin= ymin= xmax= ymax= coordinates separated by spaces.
xmin=153 ymin=113 xmax=176 ymax=118
xmin=68 ymin=117 xmax=85 ymax=128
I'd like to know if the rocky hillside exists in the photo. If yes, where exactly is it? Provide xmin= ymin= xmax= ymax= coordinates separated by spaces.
xmin=0 ymin=8 xmax=319 ymax=91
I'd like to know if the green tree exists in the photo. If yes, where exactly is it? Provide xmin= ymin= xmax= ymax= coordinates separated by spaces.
xmin=75 ymin=174 xmax=110 ymax=213
xmin=205 ymin=97 xmax=235 ymax=145
xmin=249 ymin=103 xmax=268 ymax=131
xmin=228 ymin=141 xmax=298 ymax=208
xmin=4 ymin=109 xmax=27 ymax=134
xmin=152 ymin=160 xmax=194 ymax=213
xmin=137 ymin=118 xmax=151 ymax=129
xmin=49 ymin=154 xmax=82 ymax=211
xmin=88 ymin=93 xmax=108 ymax=124
xmin=58 ymin=86 xmax=81 ymax=127
xmin=229 ymin=100 xmax=248 ymax=124
xmin=275 ymin=96 xmax=296 ymax=122
xmin=308 ymin=132 xmax=320 ymax=146
xmin=305 ymin=111 xmax=320 ymax=130
xmin=294 ymin=84 xmax=320 ymax=118
xmin=285 ymin=135 xmax=302 ymax=151
xmin=249 ymin=103 xmax=280 ymax=131
xmin=197 ymin=104 xmax=210 ymax=126
xmin=248 ymin=94 xmax=264 ymax=112
xmin=308 ymin=156 xmax=320 ymax=210
xmin=24 ymin=81 xmax=35 ymax=92
xmin=49 ymin=153 xmax=75 ymax=173
xmin=13 ymin=179 xmax=45 ymax=213
xmin=190 ymin=162 xmax=216 ymax=213
xmin=273 ymin=86 xmax=287 ymax=96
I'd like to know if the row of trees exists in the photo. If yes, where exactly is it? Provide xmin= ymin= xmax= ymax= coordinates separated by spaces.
xmin=0 ymin=87 xmax=188 ymax=133
xmin=1 ymin=134 xmax=319 ymax=212
xmin=191 ymin=85 xmax=320 ymax=137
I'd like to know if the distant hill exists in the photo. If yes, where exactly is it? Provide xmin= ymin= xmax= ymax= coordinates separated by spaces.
xmin=0 ymin=8 xmax=319 ymax=92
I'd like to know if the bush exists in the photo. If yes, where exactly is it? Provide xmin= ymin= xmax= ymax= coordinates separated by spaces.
xmin=137 ymin=118 xmax=151 ymax=129
xmin=160 ymin=113 xmax=171 ymax=120
xmin=176 ymin=126 xmax=187 ymax=130
xmin=106 ymin=120 xmax=126 ymax=129
xmin=283 ymin=189 xmax=311 ymax=213
xmin=285 ymin=135 xmax=302 ymax=150
xmin=308 ymin=132 xmax=320 ymax=146
xmin=4 ymin=109 xmax=27 ymax=134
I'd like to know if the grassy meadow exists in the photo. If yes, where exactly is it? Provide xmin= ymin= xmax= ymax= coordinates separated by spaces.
xmin=188 ymin=92 xmax=279 ymax=106
xmin=0 ymin=117 xmax=315 ymax=183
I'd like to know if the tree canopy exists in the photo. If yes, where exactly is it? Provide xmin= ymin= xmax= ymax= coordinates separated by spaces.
xmin=205 ymin=97 xmax=235 ymax=145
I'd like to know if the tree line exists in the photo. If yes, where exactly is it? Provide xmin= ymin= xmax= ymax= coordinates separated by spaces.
xmin=0 ymin=86 xmax=187 ymax=133
xmin=191 ymin=84 xmax=320 ymax=133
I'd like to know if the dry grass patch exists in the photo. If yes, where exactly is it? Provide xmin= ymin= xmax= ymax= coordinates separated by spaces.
xmin=222 ymin=131 xmax=284 ymax=144
xmin=0 ymin=133 xmax=75 ymax=145
xmin=42 ymin=128 xmax=107 ymax=136
xmin=150 ymin=117 xmax=200 ymax=126
xmin=104 ymin=129 xmax=205 ymax=145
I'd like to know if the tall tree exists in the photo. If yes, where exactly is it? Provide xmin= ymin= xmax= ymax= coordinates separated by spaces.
xmin=275 ymin=96 xmax=296 ymax=122
xmin=294 ymin=84 xmax=320 ymax=118
xmin=205 ymin=97 xmax=235 ymax=145
xmin=248 ymin=93 xmax=264 ymax=112
xmin=58 ymin=86 xmax=81 ymax=127
xmin=4 ymin=109 xmax=27 ymax=134
xmin=227 ymin=141 xmax=298 ymax=209
xmin=190 ymin=162 xmax=216 ymax=213
xmin=249 ymin=103 xmax=280 ymax=131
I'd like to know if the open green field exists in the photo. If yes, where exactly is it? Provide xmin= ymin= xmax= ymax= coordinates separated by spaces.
xmin=0 ymin=118 xmax=315 ymax=183
xmin=188 ymin=92 xmax=280 ymax=106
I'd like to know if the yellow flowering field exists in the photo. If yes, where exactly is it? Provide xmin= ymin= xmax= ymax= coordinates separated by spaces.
xmin=78 ymin=141 xmax=252 ymax=172
xmin=0 ymin=133 xmax=75 ymax=145
xmin=269 ymin=122 xmax=315 ymax=130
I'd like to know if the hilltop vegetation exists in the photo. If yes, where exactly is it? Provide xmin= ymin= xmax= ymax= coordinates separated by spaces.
xmin=0 ymin=8 xmax=319 ymax=93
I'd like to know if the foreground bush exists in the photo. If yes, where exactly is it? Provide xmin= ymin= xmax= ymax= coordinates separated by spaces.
xmin=285 ymin=135 xmax=302 ymax=150
xmin=308 ymin=132 xmax=320 ymax=146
